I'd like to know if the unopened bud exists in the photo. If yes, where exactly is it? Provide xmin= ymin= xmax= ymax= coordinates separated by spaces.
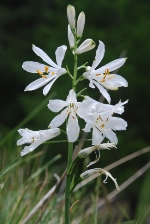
xmin=67 ymin=5 xmax=76 ymax=30
xmin=76 ymin=39 xmax=95 ymax=54
xmin=77 ymin=12 xmax=85 ymax=38
xmin=68 ymin=25 xmax=74 ymax=49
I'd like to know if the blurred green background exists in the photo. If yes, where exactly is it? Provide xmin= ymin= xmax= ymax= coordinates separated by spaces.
xmin=0 ymin=0 xmax=150 ymax=221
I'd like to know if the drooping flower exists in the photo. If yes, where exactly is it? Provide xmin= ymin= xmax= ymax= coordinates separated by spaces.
xmin=80 ymin=168 xmax=120 ymax=190
xmin=76 ymin=39 xmax=96 ymax=54
xmin=78 ymin=142 xmax=116 ymax=167
xmin=77 ymin=97 xmax=128 ymax=145
xmin=83 ymin=41 xmax=128 ymax=103
xmin=23 ymin=45 xmax=67 ymax=95
xmin=48 ymin=89 xmax=81 ymax=142
xmin=17 ymin=128 xmax=60 ymax=156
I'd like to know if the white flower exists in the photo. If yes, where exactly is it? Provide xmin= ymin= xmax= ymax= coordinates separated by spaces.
xmin=67 ymin=5 xmax=76 ymax=30
xmin=78 ymin=142 xmax=116 ymax=167
xmin=78 ymin=97 xmax=128 ymax=145
xmin=17 ymin=128 xmax=60 ymax=156
xmin=23 ymin=45 xmax=67 ymax=95
xmin=83 ymin=41 xmax=128 ymax=103
xmin=80 ymin=168 xmax=120 ymax=190
xmin=76 ymin=39 xmax=96 ymax=54
xmin=48 ymin=89 xmax=81 ymax=142
xmin=77 ymin=12 xmax=85 ymax=38
xmin=68 ymin=25 xmax=75 ymax=49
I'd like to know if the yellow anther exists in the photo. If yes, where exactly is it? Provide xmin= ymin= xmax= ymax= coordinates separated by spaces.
xmin=106 ymin=117 xmax=109 ymax=122
xmin=99 ymin=115 xmax=103 ymax=121
xmin=96 ymin=74 xmax=102 ymax=76
xmin=51 ymin=71 xmax=55 ymax=75
xmin=104 ymin=68 xmax=110 ymax=75
xmin=36 ymin=70 xmax=43 ymax=75
xmin=100 ymin=124 xmax=105 ymax=128
xmin=45 ymin=66 xmax=49 ymax=73
xmin=36 ymin=70 xmax=47 ymax=78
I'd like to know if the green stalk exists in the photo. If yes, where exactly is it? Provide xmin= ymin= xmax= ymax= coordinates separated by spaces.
xmin=65 ymin=142 xmax=73 ymax=224
xmin=65 ymin=29 xmax=78 ymax=223
xmin=73 ymin=35 xmax=78 ymax=91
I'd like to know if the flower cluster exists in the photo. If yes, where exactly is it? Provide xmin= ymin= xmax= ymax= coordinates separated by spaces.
xmin=17 ymin=4 xmax=128 ymax=190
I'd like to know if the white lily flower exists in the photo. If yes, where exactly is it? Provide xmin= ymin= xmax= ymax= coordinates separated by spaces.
xmin=67 ymin=5 xmax=76 ymax=30
xmin=17 ymin=128 xmax=60 ymax=156
xmin=83 ymin=41 xmax=128 ymax=103
xmin=77 ymin=97 xmax=128 ymax=145
xmin=76 ymin=39 xmax=96 ymax=54
xmin=23 ymin=45 xmax=67 ymax=95
xmin=48 ymin=89 xmax=80 ymax=142
xmin=68 ymin=25 xmax=75 ymax=49
xmin=77 ymin=12 xmax=85 ymax=38
xmin=80 ymin=168 xmax=120 ymax=190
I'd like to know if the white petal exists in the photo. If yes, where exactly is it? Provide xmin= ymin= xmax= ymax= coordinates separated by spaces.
xmin=102 ymin=129 xmax=118 ymax=144
xmin=66 ymin=89 xmax=77 ymax=103
xmin=24 ymin=75 xmax=55 ymax=92
xmin=22 ymin=62 xmax=48 ymax=73
xmin=18 ymin=129 xmax=39 ymax=138
xmin=17 ymin=137 xmax=32 ymax=145
xmin=32 ymin=45 xmax=59 ymax=68
xmin=49 ymin=108 xmax=68 ymax=128
xmin=92 ymin=126 xmax=104 ymax=145
xmin=76 ymin=39 xmax=96 ymax=54
xmin=88 ymin=77 xmax=96 ymax=88
xmin=55 ymin=45 xmax=67 ymax=67
xmin=108 ymin=117 xmax=127 ymax=130
xmin=113 ymin=100 xmax=128 ymax=114
xmin=106 ymin=74 xmax=128 ymax=87
xmin=67 ymin=112 xmax=80 ymax=142
xmin=68 ymin=25 xmax=74 ymax=48
xmin=21 ymin=141 xmax=42 ymax=156
xmin=93 ymin=58 xmax=127 ymax=74
xmin=39 ymin=128 xmax=60 ymax=141
xmin=93 ymin=80 xmax=111 ymax=103
xmin=83 ymin=123 xmax=92 ymax=132
xmin=43 ymin=77 xmax=58 ymax=96
xmin=77 ymin=12 xmax=85 ymax=38
xmin=91 ymin=41 xmax=105 ymax=70
xmin=48 ymin=100 xmax=68 ymax=112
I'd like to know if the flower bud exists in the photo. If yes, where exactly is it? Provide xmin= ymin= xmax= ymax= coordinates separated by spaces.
xmin=68 ymin=25 xmax=74 ymax=49
xmin=80 ymin=168 xmax=120 ymax=190
xmin=67 ymin=5 xmax=76 ymax=30
xmin=76 ymin=39 xmax=96 ymax=54
xmin=77 ymin=12 xmax=85 ymax=38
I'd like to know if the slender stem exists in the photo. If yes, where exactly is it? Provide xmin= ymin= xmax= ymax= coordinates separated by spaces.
xmin=65 ymin=142 xmax=73 ymax=224
xmin=72 ymin=34 xmax=77 ymax=91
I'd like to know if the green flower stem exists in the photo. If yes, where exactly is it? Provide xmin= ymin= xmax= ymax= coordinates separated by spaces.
xmin=73 ymin=33 xmax=78 ymax=91
xmin=74 ymin=76 xmax=84 ymax=86
xmin=70 ymin=177 xmax=81 ymax=195
xmin=68 ymin=157 xmax=79 ymax=175
xmin=77 ymin=88 xmax=87 ymax=97
xmin=65 ymin=142 xmax=73 ymax=224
